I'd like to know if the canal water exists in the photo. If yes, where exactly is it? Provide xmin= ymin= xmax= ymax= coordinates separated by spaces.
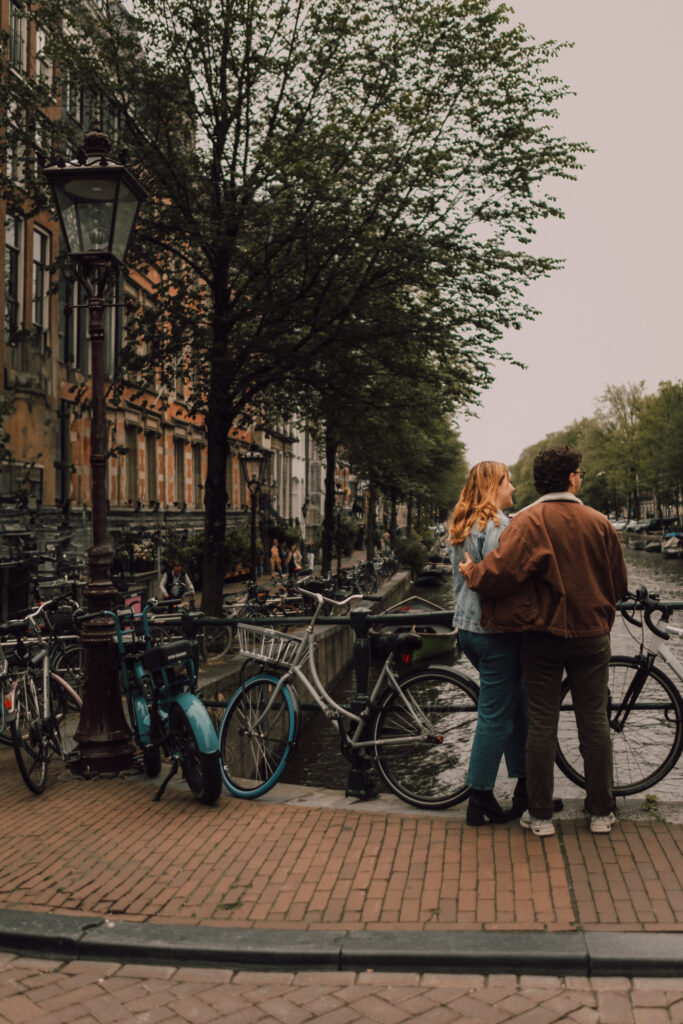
xmin=281 ymin=545 xmax=683 ymax=803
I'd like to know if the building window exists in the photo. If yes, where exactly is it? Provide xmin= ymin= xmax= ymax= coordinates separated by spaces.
xmin=4 ymin=217 xmax=23 ymax=344
xmin=145 ymin=433 xmax=157 ymax=504
xmin=35 ymin=28 xmax=53 ymax=87
xmin=192 ymin=445 xmax=202 ymax=508
xmin=61 ymin=279 xmax=89 ymax=373
xmin=8 ymin=1 xmax=28 ymax=72
xmin=174 ymin=439 xmax=185 ymax=506
xmin=125 ymin=426 xmax=138 ymax=504
xmin=32 ymin=228 xmax=50 ymax=353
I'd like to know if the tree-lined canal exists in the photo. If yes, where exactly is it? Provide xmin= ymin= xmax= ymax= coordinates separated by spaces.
xmin=281 ymin=545 xmax=683 ymax=804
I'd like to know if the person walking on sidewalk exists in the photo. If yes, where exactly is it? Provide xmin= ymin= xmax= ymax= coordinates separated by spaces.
xmin=159 ymin=562 xmax=195 ymax=603
xmin=459 ymin=446 xmax=628 ymax=838
xmin=448 ymin=461 xmax=527 ymax=827
xmin=270 ymin=540 xmax=282 ymax=578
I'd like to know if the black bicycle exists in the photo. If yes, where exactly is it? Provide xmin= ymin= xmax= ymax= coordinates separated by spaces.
xmin=556 ymin=587 xmax=683 ymax=796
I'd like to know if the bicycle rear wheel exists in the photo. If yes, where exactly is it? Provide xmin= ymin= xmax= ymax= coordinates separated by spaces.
xmin=11 ymin=672 xmax=48 ymax=794
xmin=51 ymin=643 xmax=84 ymax=700
xmin=556 ymin=656 xmax=683 ymax=796
xmin=169 ymin=704 xmax=222 ymax=805
xmin=373 ymin=667 xmax=479 ymax=809
xmin=202 ymin=624 xmax=234 ymax=662
xmin=219 ymin=674 xmax=297 ymax=798
xmin=49 ymin=672 xmax=82 ymax=759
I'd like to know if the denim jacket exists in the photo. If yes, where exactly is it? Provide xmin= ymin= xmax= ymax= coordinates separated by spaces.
xmin=450 ymin=513 xmax=510 ymax=634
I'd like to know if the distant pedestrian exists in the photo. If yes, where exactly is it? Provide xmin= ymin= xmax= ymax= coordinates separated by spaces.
xmin=306 ymin=543 xmax=315 ymax=572
xmin=270 ymin=541 xmax=282 ymax=578
xmin=285 ymin=542 xmax=302 ymax=580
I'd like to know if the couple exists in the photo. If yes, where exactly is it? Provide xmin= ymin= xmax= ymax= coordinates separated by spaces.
xmin=449 ymin=446 xmax=628 ymax=837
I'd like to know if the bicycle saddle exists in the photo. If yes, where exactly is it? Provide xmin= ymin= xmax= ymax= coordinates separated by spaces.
xmin=374 ymin=632 xmax=424 ymax=659
xmin=141 ymin=641 xmax=195 ymax=671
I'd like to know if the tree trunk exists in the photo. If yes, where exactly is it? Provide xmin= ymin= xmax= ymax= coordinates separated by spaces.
xmin=365 ymin=480 xmax=377 ymax=560
xmin=321 ymin=431 xmax=338 ymax=574
xmin=201 ymin=300 xmax=234 ymax=615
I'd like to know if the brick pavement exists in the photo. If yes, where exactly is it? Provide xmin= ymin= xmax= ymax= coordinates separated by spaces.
xmin=1 ymin=956 xmax=683 ymax=1023
xmin=0 ymin=747 xmax=681 ymax=936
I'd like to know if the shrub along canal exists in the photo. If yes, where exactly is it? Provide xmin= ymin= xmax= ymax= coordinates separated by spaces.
xmin=281 ymin=544 xmax=683 ymax=804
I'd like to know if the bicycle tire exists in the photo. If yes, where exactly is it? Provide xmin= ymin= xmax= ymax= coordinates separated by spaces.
xmin=202 ymin=624 xmax=234 ymax=662
xmin=219 ymin=673 xmax=297 ymax=798
xmin=169 ymin=703 xmax=222 ymax=805
xmin=555 ymin=655 xmax=683 ymax=796
xmin=372 ymin=667 xmax=479 ymax=809
xmin=49 ymin=672 xmax=82 ymax=759
xmin=11 ymin=672 xmax=48 ymax=794
xmin=51 ymin=643 xmax=84 ymax=701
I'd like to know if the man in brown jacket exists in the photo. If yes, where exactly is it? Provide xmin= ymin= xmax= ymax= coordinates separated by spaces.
xmin=459 ymin=446 xmax=628 ymax=837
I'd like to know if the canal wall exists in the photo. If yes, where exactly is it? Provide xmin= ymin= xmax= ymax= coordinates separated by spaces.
xmin=198 ymin=571 xmax=413 ymax=706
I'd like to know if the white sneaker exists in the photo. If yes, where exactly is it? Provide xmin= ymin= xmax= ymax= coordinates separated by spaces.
xmin=520 ymin=809 xmax=555 ymax=837
xmin=589 ymin=812 xmax=617 ymax=834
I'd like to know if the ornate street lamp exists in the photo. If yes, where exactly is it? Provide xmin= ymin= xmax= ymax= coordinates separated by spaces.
xmin=239 ymin=445 xmax=271 ymax=582
xmin=42 ymin=126 xmax=147 ymax=775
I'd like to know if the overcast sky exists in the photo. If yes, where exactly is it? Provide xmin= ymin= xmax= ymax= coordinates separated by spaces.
xmin=457 ymin=0 xmax=683 ymax=468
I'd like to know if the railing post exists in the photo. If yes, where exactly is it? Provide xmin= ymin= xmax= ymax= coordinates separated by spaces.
xmin=350 ymin=607 xmax=371 ymax=702
xmin=346 ymin=606 xmax=378 ymax=801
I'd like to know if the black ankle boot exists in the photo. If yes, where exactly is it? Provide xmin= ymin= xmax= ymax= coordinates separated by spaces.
xmin=466 ymin=790 xmax=519 ymax=826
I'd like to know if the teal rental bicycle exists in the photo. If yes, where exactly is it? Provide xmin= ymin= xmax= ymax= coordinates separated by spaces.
xmin=108 ymin=606 xmax=222 ymax=805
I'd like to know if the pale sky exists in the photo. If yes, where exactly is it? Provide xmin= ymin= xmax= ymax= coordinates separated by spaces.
xmin=457 ymin=0 xmax=683 ymax=467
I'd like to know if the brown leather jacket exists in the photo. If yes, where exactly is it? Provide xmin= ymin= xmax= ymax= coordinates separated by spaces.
xmin=461 ymin=496 xmax=628 ymax=638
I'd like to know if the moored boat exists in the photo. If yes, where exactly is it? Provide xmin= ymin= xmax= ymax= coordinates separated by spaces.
xmin=370 ymin=595 xmax=456 ymax=662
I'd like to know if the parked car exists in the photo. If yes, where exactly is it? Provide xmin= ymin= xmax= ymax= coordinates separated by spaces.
xmin=612 ymin=520 xmax=629 ymax=531
xmin=628 ymin=517 xmax=676 ymax=533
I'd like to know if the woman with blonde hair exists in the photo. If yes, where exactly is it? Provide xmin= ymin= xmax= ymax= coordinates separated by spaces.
xmin=448 ymin=461 xmax=527 ymax=826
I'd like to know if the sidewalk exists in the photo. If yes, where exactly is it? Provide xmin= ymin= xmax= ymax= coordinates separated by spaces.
xmin=0 ymin=742 xmax=681 ymax=977
xmin=4 ymin=550 xmax=683 ymax=981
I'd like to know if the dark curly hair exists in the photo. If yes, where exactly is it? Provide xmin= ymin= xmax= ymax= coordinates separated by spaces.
xmin=533 ymin=446 xmax=582 ymax=495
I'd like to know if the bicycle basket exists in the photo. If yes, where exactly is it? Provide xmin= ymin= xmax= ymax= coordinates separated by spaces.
xmin=237 ymin=623 xmax=306 ymax=667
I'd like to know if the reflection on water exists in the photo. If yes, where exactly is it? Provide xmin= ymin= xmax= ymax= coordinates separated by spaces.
xmin=282 ymin=544 xmax=683 ymax=801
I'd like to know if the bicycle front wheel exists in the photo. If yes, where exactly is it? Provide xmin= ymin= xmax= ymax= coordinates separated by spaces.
xmin=373 ymin=668 xmax=479 ymax=809
xmin=556 ymin=656 xmax=683 ymax=796
xmin=219 ymin=674 xmax=297 ymax=798
xmin=11 ymin=672 xmax=48 ymax=794
xmin=169 ymin=704 xmax=222 ymax=805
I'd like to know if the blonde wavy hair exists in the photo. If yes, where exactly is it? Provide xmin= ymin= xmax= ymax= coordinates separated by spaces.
xmin=447 ymin=461 xmax=510 ymax=546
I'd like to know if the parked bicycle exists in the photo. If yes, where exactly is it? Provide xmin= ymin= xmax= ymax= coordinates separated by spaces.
xmin=556 ymin=587 xmax=683 ymax=795
xmin=218 ymin=587 xmax=479 ymax=809
xmin=107 ymin=605 xmax=222 ymax=804
xmin=0 ymin=601 xmax=83 ymax=794
xmin=202 ymin=579 xmax=309 ymax=663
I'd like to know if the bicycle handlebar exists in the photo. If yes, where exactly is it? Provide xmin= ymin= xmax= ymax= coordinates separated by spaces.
xmin=295 ymin=586 xmax=368 ymax=609
xmin=620 ymin=586 xmax=672 ymax=640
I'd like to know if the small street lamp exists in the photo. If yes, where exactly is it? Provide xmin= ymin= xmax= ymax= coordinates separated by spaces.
xmin=42 ymin=126 xmax=147 ymax=775
xmin=239 ymin=445 xmax=271 ymax=582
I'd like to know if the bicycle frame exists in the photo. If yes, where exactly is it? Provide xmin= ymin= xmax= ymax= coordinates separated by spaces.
xmin=106 ymin=607 xmax=218 ymax=757
xmin=245 ymin=595 xmax=438 ymax=757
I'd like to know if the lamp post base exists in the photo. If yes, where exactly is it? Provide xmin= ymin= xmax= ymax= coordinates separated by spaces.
xmin=72 ymin=549 xmax=137 ymax=777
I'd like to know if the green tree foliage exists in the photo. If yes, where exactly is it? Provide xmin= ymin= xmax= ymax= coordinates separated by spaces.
xmin=12 ymin=0 xmax=588 ymax=610
xmin=509 ymin=381 xmax=683 ymax=520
